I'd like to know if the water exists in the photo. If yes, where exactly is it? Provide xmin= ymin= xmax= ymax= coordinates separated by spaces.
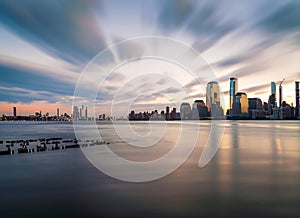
xmin=0 ymin=121 xmax=300 ymax=217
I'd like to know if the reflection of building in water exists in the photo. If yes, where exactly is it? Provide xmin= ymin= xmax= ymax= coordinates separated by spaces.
xmin=180 ymin=103 xmax=191 ymax=120
xmin=229 ymin=122 xmax=240 ymax=196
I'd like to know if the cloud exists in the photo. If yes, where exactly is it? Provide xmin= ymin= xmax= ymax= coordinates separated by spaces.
xmin=240 ymin=83 xmax=270 ymax=95
xmin=158 ymin=0 xmax=238 ymax=52
xmin=259 ymin=1 xmax=300 ymax=34
xmin=105 ymin=71 xmax=126 ymax=83
xmin=157 ymin=77 xmax=168 ymax=85
xmin=216 ymin=55 xmax=249 ymax=68
xmin=183 ymin=92 xmax=206 ymax=100
xmin=0 ymin=86 xmax=63 ymax=103
xmin=238 ymin=77 xmax=297 ymax=96
xmin=217 ymin=64 xmax=267 ymax=83
xmin=0 ymin=63 xmax=75 ymax=102
xmin=0 ymin=0 xmax=106 ymax=65
xmin=183 ymin=77 xmax=206 ymax=92
xmin=0 ymin=55 xmax=78 ymax=84
xmin=160 ymin=87 xmax=182 ymax=94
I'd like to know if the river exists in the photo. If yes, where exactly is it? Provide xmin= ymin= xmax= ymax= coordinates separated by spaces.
xmin=0 ymin=120 xmax=299 ymax=217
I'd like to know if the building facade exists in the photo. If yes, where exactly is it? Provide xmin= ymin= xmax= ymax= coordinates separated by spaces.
xmin=230 ymin=77 xmax=238 ymax=109
xmin=206 ymin=81 xmax=220 ymax=111
xmin=233 ymin=92 xmax=248 ymax=116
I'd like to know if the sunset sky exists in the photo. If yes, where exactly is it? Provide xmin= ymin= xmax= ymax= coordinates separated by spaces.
xmin=0 ymin=0 xmax=300 ymax=116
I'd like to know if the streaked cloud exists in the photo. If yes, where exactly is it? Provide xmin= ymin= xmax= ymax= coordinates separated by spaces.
xmin=0 ymin=0 xmax=299 ymax=115
xmin=0 ymin=0 xmax=106 ymax=65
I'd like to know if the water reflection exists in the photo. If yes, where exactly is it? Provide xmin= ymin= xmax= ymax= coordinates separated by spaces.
xmin=0 ymin=121 xmax=300 ymax=217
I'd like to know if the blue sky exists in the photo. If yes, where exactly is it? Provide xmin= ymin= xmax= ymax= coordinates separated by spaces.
xmin=0 ymin=0 xmax=300 ymax=116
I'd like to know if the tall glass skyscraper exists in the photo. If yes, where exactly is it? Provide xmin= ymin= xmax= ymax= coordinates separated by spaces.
xmin=271 ymin=81 xmax=276 ymax=99
xmin=206 ymin=81 xmax=220 ymax=112
xmin=230 ymin=77 xmax=238 ymax=109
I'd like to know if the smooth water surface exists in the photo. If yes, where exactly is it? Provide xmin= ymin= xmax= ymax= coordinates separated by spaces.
xmin=0 ymin=120 xmax=299 ymax=217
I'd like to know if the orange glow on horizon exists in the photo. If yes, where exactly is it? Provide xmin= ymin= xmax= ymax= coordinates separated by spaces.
xmin=0 ymin=101 xmax=72 ymax=116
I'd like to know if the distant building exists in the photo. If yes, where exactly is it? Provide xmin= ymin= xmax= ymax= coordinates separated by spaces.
xmin=296 ymin=81 xmax=299 ymax=118
xmin=57 ymin=108 xmax=59 ymax=117
xmin=229 ymin=77 xmax=238 ymax=109
xmin=166 ymin=106 xmax=170 ymax=120
xmin=248 ymin=98 xmax=264 ymax=119
xmin=81 ymin=105 xmax=84 ymax=119
xmin=206 ymin=81 xmax=220 ymax=111
xmin=267 ymin=81 xmax=277 ymax=115
xmin=268 ymin=94 xmax=276 ymax=114
xmin=180 ymin=103 xmax=191 ymax=120
xmin=206 ymin=81 xmax=224 ymax=118
xmin=210 ymin=104 xmax=224 ymax=118
xmin=271 ymin=81 xmax=276 ymax=99
xmin=191 ymin=100 xmax=208 ymax=119
xmin=171 ymin=108 xmax=176 ymax=120
xmin=279 ymin=83 xmax=283 ymax=108
xmin=73 ymin=106 xmax=79 ymax=119
xmin=85 ymin=107 xmax=88 ymax=119
xmin=232 ymin=92 xmax=248 ymax=116
xmin=13 ymin=107 xmax=16 ymax=117
xmin=248 ymin=98 xmax=263 ymax=110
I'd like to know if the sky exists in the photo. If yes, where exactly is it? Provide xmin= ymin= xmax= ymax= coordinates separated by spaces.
xmin=0 ymin=0 xmax=300 ymax=117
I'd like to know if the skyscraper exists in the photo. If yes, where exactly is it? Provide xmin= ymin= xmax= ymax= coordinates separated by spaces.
xmin=234 ymin=92 xmax=248 ymax=115
xmin=271 ymin=81 xmax=276 ymax=99
xmin=279 ymin=79 xmax=285 ymax=108
xmin=13 ymin=107 xmax=16 ymax=117
xmin=73 ymin=106 xmax=79 ymax=119
xmin=279 ymin=85 xmax=282 ymax=107
xmin=229 ymin=77 xmax=238 ymax=109
xmin=82 ymin=105 xmax=84 ymax=116
xmin=57 ymin=108 xmax=59 ymax=117
xmin=268 ymin=82 xmax=277 ymax=114
xmin=85 ymin=107 xmax=88 ymax=119
xmin=206 ymin=81 xmax=220 ymax=112
xmin=296 ymin=81 xmax=299 ymax=117
xmin=166 ymin=106 xmax=170 ymax=120
xmin=79 ymin=108 xmax=82 ymax=119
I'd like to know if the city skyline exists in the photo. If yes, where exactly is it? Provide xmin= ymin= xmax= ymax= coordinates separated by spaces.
xmin=9 ymin=77 xmax=298 ymax=121
xmin=1 ymin=78 xmax=299 ymax=119
xmin=1 ymin=1 xmax=300 ymax=116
